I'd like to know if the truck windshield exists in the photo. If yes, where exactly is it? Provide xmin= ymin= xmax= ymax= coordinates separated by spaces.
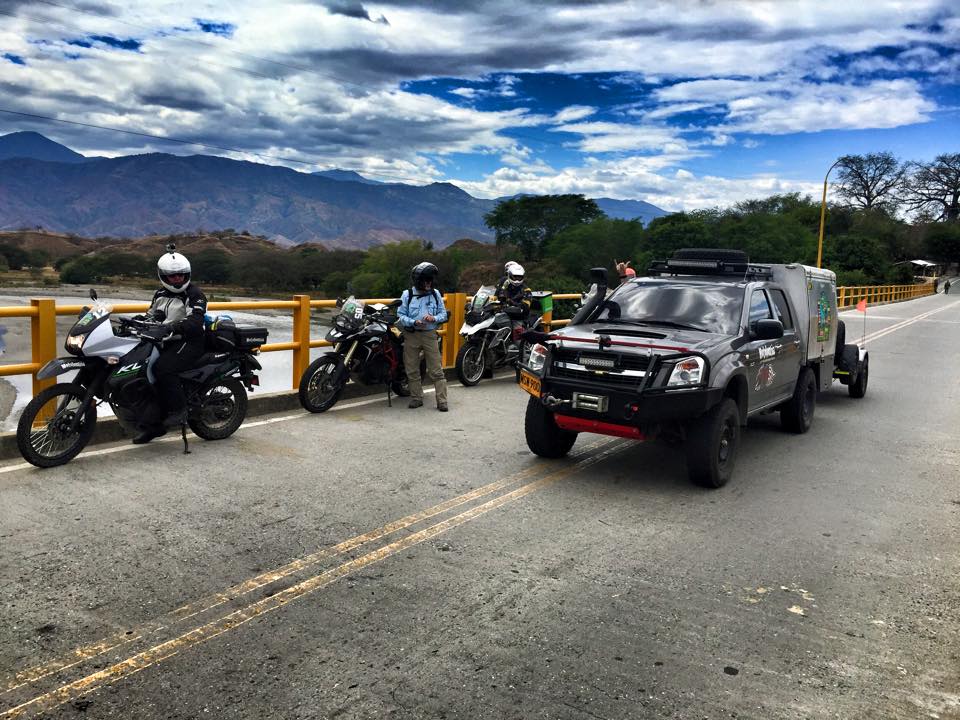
xmin=595 ymin=281 xmax=744 ymax=335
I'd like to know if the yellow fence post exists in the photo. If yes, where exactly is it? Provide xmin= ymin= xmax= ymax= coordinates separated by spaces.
xmin=30 ymin=298 xmax=57 ymax=397
xmin=442 ymin=293 xmax=465 ymax=368
xmin=291 ymin=294 xmax=311 ymax=389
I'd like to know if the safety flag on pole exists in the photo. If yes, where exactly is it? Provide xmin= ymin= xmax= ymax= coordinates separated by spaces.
xmin=856 ymin=299 xmax=867 ymax=313
xmin=856 ymin=298 xmax=867 ymax=346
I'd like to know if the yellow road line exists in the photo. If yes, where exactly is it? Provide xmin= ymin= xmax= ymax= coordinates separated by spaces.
xmin=0 ymin=440 xmax=626 ymax=719
xmin=2 ymin=438 xmax=614 ymax=695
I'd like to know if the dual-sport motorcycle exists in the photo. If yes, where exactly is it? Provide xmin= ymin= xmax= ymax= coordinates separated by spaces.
xmin=16 ymin=290 xmax=267 ymax=468
xmin=455 ymin=285 xmax=542 ymax=386
xmin=298 ymin=296 xmax=428 ymax=413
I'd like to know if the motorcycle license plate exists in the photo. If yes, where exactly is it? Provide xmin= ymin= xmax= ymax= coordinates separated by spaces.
xmin=518 ymin=370 xmax=541 ymax=398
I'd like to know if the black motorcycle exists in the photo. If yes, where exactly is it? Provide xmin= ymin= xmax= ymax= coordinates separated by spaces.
xmin=16 ymin=290 xmax=267 ymax=468
xmin=298 ymin=296 xmax=427 ymax=413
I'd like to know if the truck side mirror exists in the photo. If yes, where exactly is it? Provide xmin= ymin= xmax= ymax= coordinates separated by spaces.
xmin=753 ymin=319 xmax=784 ymax=340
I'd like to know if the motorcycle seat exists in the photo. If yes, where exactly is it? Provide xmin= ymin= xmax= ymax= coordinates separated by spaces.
xmin=180 ymin=352 xmax=231 ymax=374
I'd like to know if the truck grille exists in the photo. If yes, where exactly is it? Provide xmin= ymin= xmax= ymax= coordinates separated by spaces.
xmin=549 ymin=349 xmax=652 ymax=387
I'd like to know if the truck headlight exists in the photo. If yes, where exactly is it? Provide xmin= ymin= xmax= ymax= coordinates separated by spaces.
xmin=527 ymin=343 xmax=548 ymax=374
xmin=65 ymin=334 xmax=86 ymax=354
xmin=667 ymin=356 xmax=704 ymax=387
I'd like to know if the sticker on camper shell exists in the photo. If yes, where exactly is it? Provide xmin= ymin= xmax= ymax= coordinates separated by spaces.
xmin=816 ymin=292 xmax=832 ymax=342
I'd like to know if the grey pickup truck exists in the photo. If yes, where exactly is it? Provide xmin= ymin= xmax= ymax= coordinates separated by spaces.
xmin=517 ymin=248 xmax=869 ymax=488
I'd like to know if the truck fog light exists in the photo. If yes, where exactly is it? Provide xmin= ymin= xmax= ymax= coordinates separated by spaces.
xmin=667 ymin=357 xmax=704 ymax=386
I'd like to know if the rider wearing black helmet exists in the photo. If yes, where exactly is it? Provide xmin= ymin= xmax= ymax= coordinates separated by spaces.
xmin=397 ymin=262 xmax=449 ymax=411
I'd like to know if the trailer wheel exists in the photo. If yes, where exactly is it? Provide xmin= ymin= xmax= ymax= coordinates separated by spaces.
xmin=848 ymin=354 xmax=869 ymax=398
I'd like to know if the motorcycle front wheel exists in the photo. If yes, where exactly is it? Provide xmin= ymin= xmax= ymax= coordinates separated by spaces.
xmin=189 ymin=377 xmax=248 ymax=440
xmin=299 ymin=354 xmax=345 ymax=413
xmin=456 ymin=341 xmax=485 ymax=386
xmin=16 ymin=382 xmax=97 ymax=468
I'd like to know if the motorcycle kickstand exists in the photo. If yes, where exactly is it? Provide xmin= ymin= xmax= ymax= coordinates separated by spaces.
xmin=385 ymin=382 xmax=392 ymax=407
xmin=180 ymin=422 xmax=191 ymax=454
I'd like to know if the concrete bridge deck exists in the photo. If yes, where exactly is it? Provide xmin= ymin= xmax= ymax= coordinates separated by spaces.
xmin=1 ymin=293 xmax=958 ymax=719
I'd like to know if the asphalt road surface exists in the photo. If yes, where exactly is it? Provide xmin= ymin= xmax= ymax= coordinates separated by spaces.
xmin=1 ymin=293 xmax=959 ymax=720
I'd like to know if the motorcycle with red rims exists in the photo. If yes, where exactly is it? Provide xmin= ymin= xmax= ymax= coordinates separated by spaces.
xmin=298 ymin=296 xmax=426 ymax=413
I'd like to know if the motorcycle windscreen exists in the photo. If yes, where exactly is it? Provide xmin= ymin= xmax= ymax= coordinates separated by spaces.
xmin=470 ymin=286 xmax=497 ymax=312
xmin=335 ymin=297 xmax=367 ymax=332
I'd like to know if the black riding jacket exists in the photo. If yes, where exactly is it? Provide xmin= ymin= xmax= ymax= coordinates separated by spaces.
xmin=145 ymin=285 xmax=207 ymax=340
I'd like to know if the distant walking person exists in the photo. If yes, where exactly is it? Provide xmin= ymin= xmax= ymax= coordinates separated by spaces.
xmin=397 ymin=262 xmax=449 ymax=411
xmin=945 ymin=279 xmax=952 ymax=295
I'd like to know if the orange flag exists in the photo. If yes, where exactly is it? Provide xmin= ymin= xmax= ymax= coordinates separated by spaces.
xmin=856 ymin=299 xmax=867 ymax=313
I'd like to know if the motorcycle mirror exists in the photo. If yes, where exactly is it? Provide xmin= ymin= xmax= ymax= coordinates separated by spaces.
xmin=89 ymin=288 xmax=98 ymax=301
xmin=336 ymin=297 xmax=345 ymax=308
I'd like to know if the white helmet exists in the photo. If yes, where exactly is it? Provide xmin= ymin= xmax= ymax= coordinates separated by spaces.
xmin=505 ymin=261 xmax=525 ymax=287
xmin=158 ymin=247 xmax=191 ymax=293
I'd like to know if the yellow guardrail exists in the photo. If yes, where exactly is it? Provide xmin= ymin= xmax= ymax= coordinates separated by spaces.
xmin=837 ymin=283 xmax=934 ymax=308
xmin=0 ymin=284 xmax=936 ymax=397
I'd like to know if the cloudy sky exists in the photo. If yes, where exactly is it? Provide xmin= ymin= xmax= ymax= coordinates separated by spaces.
xmin=1 ymin=0 xmax=958 ymax=210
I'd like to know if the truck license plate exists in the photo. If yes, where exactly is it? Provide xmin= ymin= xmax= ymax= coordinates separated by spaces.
xmin=518 ymin=370 xmax=541 ymax=398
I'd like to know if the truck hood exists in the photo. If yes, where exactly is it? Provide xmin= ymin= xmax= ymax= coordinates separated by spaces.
xmin=548 ymin=322 xmax=733 ymax=356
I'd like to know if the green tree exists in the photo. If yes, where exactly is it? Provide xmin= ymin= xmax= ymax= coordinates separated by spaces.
xmin=923 ymin=222 xmax=960 ymax=266
xmin=547 ymin=218 xmax=645 ymax=281
xmin=191 ymin=248 xmax=233 ymax=284
xmin=835 ymin=152 xmax=905 ymax=211
xmin=484 ymin=195 xmax=604 ymax=259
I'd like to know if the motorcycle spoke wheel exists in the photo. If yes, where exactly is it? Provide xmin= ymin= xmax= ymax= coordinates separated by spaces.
xmin=189 ymin=378 xmax=247 ymax=440
xmin=16 ymin=384 xmax=96 ymax=468
xmin=298 ymin=356 xmax=344 ymax=413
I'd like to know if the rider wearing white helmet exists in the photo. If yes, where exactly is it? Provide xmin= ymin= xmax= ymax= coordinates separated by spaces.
xmin=497 ymin=261 xmax=532 ymax=315
xmin=133 ymin=244 xmax=208 ymax=443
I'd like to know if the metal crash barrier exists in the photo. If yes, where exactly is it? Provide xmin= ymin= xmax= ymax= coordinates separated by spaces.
xmin=0 ymin=283 xmax=937 ymax=397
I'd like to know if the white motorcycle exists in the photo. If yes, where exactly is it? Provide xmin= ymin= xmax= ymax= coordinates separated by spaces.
xmin=455 ymin=285 xmax=541 ymax=386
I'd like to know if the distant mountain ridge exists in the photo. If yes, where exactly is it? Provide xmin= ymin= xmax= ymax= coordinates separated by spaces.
xmin=0 ymin=131 xmax=86 ymax=164
xmin=0 ymin=132 xmax=669 ymax=248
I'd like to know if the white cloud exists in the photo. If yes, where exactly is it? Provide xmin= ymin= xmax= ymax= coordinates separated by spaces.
xmin=552 ymin=105 xmax=596 ymax=123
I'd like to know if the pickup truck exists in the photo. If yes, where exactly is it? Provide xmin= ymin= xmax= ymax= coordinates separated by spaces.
xmin=517 ymin=248 xmax=869 ymax=488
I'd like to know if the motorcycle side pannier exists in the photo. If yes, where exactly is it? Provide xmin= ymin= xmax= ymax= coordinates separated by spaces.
xmin=207 ymin=317 xmax=238 ymax=352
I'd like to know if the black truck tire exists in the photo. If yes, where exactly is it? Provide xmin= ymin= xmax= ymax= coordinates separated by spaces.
xmin=848 ymin=353 xmax=869 ymax=398
xmin=524 ymin=397 xmax=577 ymax=458
xmin=686 ymin=398 xmax=740 ymax=489
xmin=835 ymin=320 xmax=846 ymax=356
xmin=780 ymin=367 xmax=817 ymax=433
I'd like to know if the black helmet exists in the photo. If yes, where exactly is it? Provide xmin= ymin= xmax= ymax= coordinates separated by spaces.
xmin=411 ymin=261 xmax=438 ymax=290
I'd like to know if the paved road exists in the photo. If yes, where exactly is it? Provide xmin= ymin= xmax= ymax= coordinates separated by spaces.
xmin=1 ymin=294 xmax=959 ymax=720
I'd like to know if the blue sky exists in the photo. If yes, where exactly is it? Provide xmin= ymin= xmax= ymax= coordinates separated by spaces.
xmin=0 ymin=0 xmax=958 ymax=211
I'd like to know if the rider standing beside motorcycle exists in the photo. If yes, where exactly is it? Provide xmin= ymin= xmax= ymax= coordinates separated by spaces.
xmin=397 ymin=262 xmax=449 ymax=412
xmin=135 ymin=247 xmax=208 ymax=442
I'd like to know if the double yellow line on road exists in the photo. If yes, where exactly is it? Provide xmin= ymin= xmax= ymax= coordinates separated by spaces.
xmin=1 ymin=438 xmax=627 ymax=719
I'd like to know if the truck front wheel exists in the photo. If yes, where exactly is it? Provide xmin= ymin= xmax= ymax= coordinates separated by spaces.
xmin=780 ymin=367 xmax=817 ymax=433
xmin=686 ymin=398 xmax=740 ymax=489
xmin=524 ymin=397 xmax=577 ymax=458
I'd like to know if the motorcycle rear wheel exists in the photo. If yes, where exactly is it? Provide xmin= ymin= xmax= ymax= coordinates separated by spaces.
xmin=299 ymin=354 xmax=345 ymax=413
xmin=189 ymin=378 xmax=248 ymax=440
xmin=16 ymin=382 xmax=97 ymax=468
xmin=456 ymin=342 xmax=485 ymax=386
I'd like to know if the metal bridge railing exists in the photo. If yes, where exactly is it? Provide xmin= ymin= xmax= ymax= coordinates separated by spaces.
xmin=0 ymin=284 xmax=935 ymax=397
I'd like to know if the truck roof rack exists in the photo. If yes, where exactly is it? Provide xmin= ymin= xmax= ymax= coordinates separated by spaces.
xmin=647 ymin=248 xmax=772 ymax=279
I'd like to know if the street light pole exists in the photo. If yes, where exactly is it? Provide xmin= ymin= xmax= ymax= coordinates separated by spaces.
xmin=817 ymin=158 xmax=842 ymax=269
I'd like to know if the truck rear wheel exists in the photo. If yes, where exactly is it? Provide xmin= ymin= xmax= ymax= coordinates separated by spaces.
xmin=780 ymin=367 xmax=816 ymax=433
xmin=686 ymin=398 xmax=739 ymax=489
xmin=524 ymin=397 xmax=577 ymax=458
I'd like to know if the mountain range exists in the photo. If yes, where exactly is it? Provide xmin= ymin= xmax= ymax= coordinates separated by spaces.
xmin=0 ymin=131 xmax=668 ymax=248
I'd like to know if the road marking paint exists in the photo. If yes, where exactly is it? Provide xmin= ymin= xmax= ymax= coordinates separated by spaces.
xmin=0 ymin=441 xmax=628 ymax=719
xmin=1 ymin=436 xmax=614 ymax=695
xmin=856 ymin=300 xmax=960 ymax=345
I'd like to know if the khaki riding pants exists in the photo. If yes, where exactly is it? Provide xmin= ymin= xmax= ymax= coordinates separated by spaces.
xmin=403 ymin=329 xmax=447 ymax=405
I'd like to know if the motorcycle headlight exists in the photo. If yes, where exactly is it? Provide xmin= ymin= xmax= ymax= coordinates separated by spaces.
xmin=527 ymin=343 xmax=548 ymax=374
xmin=667 ymin=356 xmax=705 ymax=387
xmin=65 ymin=334 xmax=86 ymax=354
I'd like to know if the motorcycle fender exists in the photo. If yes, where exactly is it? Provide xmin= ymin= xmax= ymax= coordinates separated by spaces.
xmin=37 ymin=357 xmax=91 ymax=379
